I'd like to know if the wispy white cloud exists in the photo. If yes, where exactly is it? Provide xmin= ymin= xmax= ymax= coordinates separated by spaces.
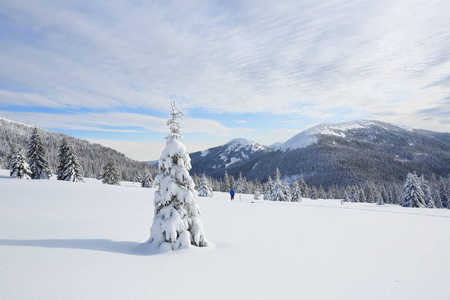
xmin=0 ymin=110 xmax=252 ymax=136
xmin=0 ymin=0 xmax=450 ymax=149
xmin=0 ymin=0 xmax=448 ymax=123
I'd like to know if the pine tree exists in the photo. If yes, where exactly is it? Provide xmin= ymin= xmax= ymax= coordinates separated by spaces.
xmin=149 ymin=102 xmax=207 ymax=250
xmin=222 ymin=171 xmax=231 ymax=192
xmin=254 ymin=189 xmax=261 ymax=200
xmin=197 ymin=174 xmax=213 ymax=197
xmin=420 ymin=176 xmax=435 ymax=208
xmin=310 ymin=186 xmax=318 ymax=200
xmin=291 ymin=180 xmax=302 ymax=202
xmin=135 ymin=173 xmax=142 ymax=183
xmin=141 ymin=171 xmax=152 ymax=188
xmin=102 ymin=159 xmax=121 ymax=185
xmin=400 ymin=172 xmax=425 ymax=207
xmin=264 ymin=176 xmax=273 ymax=200
xmin=299 ymin=176 xmax=309 ymax=198
xmin=271 ymin=168 xmax=289 ymax=201
xmin=57 ymin=138 xmax=69 ymax=180
xmin=10 ymin=148 xmax=32 ymax=179
xmin=438 ymin=179 xmax=449 ymax=208
xmin=6 ymin=145 xmax=16 ymax=170
xmin=27 ymin=127 xmax=52 ymax=179
xmin=57 ymin=139 xmax=83 ymax=182
xmin=376 ymin=191 xmax=384 ymax=205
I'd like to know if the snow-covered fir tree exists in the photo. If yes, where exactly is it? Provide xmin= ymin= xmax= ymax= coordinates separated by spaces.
xmin=197 ymin=174 xmax=213 ymax=197
xmin=283 ymin=181 xmax=293 ymax=202
xmin=438 ymin=179 xmax=449 ymax=208
xmin=222 ymin=171 xmax=231 ymax=192
xmin=343 ymin=189 xmax=350 ymax=202
xmin=141 ymin=171 xmax=152 ymax=188
xmin=291 ymin=180 xmax=302 ymax=202
xmin=254 ymin=189 xmax=261 ymax=200
xmin=102 ymin=159 xmax=121 ymax=185
xmin=135 ymin=173 xmax=142 ymax=183
xmin=376 ymin=192 xmax=385 ymax=205
xmin=264 ymin=176 xmax=273 ymax=200
xmin=310 ymin=186 xmax=318 ymax=199
xmin=401 ymin=172 xmax=425 ymax=207
xmin=271 ymin=168 xmax=289 ymax=201
xmin=420 ymin=176 xmax=435 ymax=208
xmin=6 ymin=145 xmax=16 ymax=170
xmin=27 ymin=127 xmax=52 ymax=179
xmin=149 ymin=102 xmax=207 ymax=250
xmin=10 ymin=148 xmax=32 ymax=179
xmin=57 ymin=139 xmax=84 ymax=182
xmin=299 ymin=176 xmax=309 ymax=198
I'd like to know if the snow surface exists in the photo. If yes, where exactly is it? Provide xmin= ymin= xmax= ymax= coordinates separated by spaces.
xmin=1 ymin=169 xmax=450 ymax=299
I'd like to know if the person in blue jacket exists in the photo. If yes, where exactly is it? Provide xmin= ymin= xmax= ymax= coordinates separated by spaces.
xmin=230 ymin=188 xmax=235 ymax=201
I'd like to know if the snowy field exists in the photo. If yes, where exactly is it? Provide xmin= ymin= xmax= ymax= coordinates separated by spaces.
xmin=1 ymin=169 xmax=450 ymax=299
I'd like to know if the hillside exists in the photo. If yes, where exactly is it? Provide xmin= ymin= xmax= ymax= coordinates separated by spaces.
xmin=1 ymin=169 xmax=449 ymax=299
xmin=0 ymin=117 xmax=156 ymax=181
xmin=190 ymin=120 xmax=450 ymax=188
xmin=190 ymin=138 xmax=272 ymax=178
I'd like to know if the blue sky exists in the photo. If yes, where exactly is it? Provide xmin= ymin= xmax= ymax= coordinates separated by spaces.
xmin=1 ymin=0 xmax=450 ymax=160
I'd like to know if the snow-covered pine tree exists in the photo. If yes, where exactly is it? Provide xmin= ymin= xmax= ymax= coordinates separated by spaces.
xmin=343 ymin=189 xmax=350 ymax=202
xmin=135 ymin=173 xmax=142 ymax=183
xmin=264 ymin=176 xmax=273 ymax=200
xmin=57 ymin=138 xmax=69 ymax=180
xmin=438 ymin=179 xmax=449 ymax=208
xmin=141 ymin=171 xmax=152 ymax=188
xmin=291 ymin=180 xmax=302 ymax=202
xmin=149 ymin=102 xmax=207 ymax=250
xmin=420 ymin=175 xmax=435 ymax=208
xmin=310 ymin=186 xmax=318 ymax=200
xmin=10 ymin=148 xmax=32 ymax=179
xmin=317 ymin=185 xmax=326 ymax=199
xmin=271 ymin=168 xmax=288 ymax=201
xmin=222 ymin=171 xmax=231 ymax=192
xmin=102 ymin=159 xmax=121 ymax=185
xmin=400 ymin=172 xmax=425 ymax=207
xmin=57 ymin=139 xmax=84 ymax=182
xmin=27 ymin=127 xmax=52 ymax=179
xmin=376 ymin=191 xmax=384 ymax=205
xmin=299 ymin=176 xmax=309 ymax=198
xmin=6 ymin=145 xmax=16 ymax=169
xmin=359 ymin=186 xmax=367 ymax=202
xmin=254 ymin=189 xmax=261 ymax=200
xmin=350 ymin=187 xmax=359 ymax=202
xmin=283 ymin=181 xmax=293 ymax=202
xmin=197 ymin=174 xmax=213 ymax=197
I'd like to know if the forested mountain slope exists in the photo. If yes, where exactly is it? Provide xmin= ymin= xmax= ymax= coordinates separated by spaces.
xmin=190 ymin=120 xmax=450 ymax=188
xmin=0 ymin=117 xmax=156 ymax=181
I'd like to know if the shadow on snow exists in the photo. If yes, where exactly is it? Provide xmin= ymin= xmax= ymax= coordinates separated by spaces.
xmin=0 ymin=239 xmax=163 ymax=256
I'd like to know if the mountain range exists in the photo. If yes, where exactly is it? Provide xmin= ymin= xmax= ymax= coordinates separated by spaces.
xmin=189 ymin=120 xmax=450 ymax=188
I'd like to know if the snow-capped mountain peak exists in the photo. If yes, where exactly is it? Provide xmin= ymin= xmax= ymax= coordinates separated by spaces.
xmin=280 ymin=120 xmax=413 ymax=151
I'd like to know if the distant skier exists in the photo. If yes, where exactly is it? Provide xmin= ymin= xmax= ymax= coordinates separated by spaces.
xmin=230 ymin=188 xmax=235 ymax=201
